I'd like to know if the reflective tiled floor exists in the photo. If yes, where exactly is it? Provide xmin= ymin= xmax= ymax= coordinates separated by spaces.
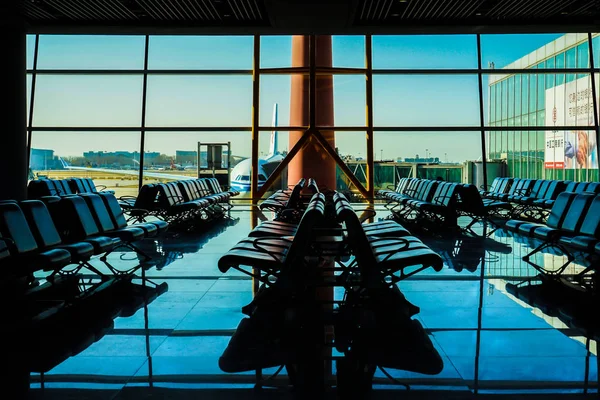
xmin=29 ymin=204 xmax=599 ymax=399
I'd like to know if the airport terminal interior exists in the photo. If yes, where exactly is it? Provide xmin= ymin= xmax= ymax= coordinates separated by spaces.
xmin=3 ymin=0 xmax=600 ymax=398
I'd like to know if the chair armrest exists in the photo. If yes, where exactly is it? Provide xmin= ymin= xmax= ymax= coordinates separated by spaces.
xmin=432 ymin=194 xmax=452 ymax=206
xmin=512 ymin=188 xmax=528 ymax=195
xmin=356 ymin=208 xmax=376 ymax=223
xmin=0 ymin=237 xmax=15 ymax=245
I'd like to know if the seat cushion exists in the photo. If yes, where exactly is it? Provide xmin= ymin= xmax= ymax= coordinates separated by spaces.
xmin=104 ymin=227 xmax=145 ymax=242
xmin=85 ymin=236 xmax=122 ymax=254
xmin=362 ymin=221 xmax=410 ymax=237
xmin=558 ymin=235 xmax=599 ymax=252
xmin=147 ymin=220 xmax=169 ymax=233
xmin=531 ymin=225 xmax=561 ymax=240
xmin=25 ymin=248 xmax=72 ymax=272
xmin=57 ymin=242 xmax=95 ymax=262
xmin=132 ymin=222 xmax=159 ymax=238
xmin=369 ymin=236 xmax=443 ymax=273
xmin=517 ymin=222 xmax=546 ymax=236
xmin=505 ymin=219 xmax=528 ymax=232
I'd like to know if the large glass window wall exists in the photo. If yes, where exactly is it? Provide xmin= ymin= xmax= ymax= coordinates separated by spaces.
xmin=26 ymin=33 xmax=600 ymax=203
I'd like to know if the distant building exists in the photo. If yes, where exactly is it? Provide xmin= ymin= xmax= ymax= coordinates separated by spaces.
xmin=83 ymin=151 xmax=160 ymax=166
xmin=176 ymin=150 xmax=197 ymax=165
xmin=30 ymin=148 xmax=62 ymax=170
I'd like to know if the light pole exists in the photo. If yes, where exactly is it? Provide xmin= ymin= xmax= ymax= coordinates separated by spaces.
xmin=380 ymin=149 xmax=383 ymax=161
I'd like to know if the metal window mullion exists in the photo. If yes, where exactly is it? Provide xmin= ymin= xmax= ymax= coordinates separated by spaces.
xmin=251 ymin=35 xmax=260 ymax=202
xmin=309 ymin=35 xmax=316 ymax=129
xmin=365 ymin=35 xmax=374 ymax=199
xmin=26 ymin=34 xmax=39 ymax=172
xmin=138 ymin=35 xmax=150 ymax=192
xmin=474 ymin=33 xmax=487 ymax=395
xmin=588 ymin=33 xmax=600 ymax=181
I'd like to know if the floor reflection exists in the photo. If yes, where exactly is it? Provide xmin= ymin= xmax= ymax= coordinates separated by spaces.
xmin=29 ymin=207 xmax=599 ymax=398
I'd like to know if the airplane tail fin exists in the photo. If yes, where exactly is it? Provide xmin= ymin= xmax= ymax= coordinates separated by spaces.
xmin=58 ymin=157 xmax=70 ymax=169
xmin=268 ymin=103 xmax=278 ymax=157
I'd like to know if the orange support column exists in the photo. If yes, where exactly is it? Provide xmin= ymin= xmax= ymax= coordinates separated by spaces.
xmin=288 ymin=35 xmax=336 ymax=190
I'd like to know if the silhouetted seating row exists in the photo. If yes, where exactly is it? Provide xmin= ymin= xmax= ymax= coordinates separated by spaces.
xmin=504 ymin=191 xmax=600 ymax=274
xmin=218 ymin=190 xmax=444 ymax=381
xmin=482 ymin=177 xmax=600 ymax=221
xmin=455 ymin=183 xmax=512 ymax=234
xmin=27 ymin=178 xmax=115 ymax=199
xmin=0 ymin=197 xmax=168 ymax=374
xmin=120 ymin=177 xmax=236 ymax=229
xmin=378 ymin=178 xmax=467 ymax=229
xmin=258 ymin=178 xmax=320 ymax=222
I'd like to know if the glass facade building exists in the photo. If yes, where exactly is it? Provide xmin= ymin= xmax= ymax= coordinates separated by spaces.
xmin=488 ymin=33 xmax=600 ymax=182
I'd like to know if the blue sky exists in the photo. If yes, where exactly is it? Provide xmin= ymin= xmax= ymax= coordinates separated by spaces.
xmin=28 ymin=33 xmax=575 ymax=163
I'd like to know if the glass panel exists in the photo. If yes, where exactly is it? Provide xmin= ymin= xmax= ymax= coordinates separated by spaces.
xmin=545 ymin=58 xmax=555 ymax=89
xmin=33 ymin=75 xmax=143 ymax=127
xmin=537 ymin=65 xmax=545 ymax=111
xmin=146 ymin=76 xmax=252 ymax=127
xmin=331 ymin=75 xmax=365 ymax=127
xmin=577 ymin=42 xmax=590 ymax=79
xmin=332 ymin=36 xmax=365 ymax=68
xmin=37 ymin=35 xmax=145 ymax=70
xmin=374 ymin=130 xmax=481 ymax=179
xmin=593 ymin=34 xmax=600 ymax=68
xmin=260 ymin=74 xmax=294 ymax=128
xmin=335 ymin=131 xmax=367 ymax=193
xmin=260 ymin=36 xmax=293 ymax=68
xmin=257 ymin=129 xmax=289 ymax=197
xmin=515 ymin=75 xmax=522 ymax=119
xmin=373 ymin=75 xmax=480 ymax=127
xmin=529 ymin=69 xmax=537 ymax=115
xmin=566 ymin=46 xmax=577 ymax=83
xmin=521 ymin=74 xmax=529 ymax=116
xmin=501 ymin=79 xmax=508 ymax=120
xmin=372 ymin=35 xmax=477 ymax=69
xmin=507 ymin=76 xmax=514 ymax=119
xmin=148 ymin=36 xmax=253 ymax=70
xmin=27 ymin=35 xmax=36 ymax=69
xmin=29 ymin=131 xmax=141 ymax=197
xmin=556 ymin=52 xmax=565 ymax=86
xmin=26 ymin=74 xmax=32 ymax=126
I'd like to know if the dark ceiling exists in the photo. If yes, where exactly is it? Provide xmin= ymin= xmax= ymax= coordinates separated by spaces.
xmin=8 ymin=0 xmax=600 ymax=34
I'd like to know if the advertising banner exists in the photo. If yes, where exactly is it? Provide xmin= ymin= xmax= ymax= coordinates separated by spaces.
xmin=545 ymin=76 xmax=598 ymax=170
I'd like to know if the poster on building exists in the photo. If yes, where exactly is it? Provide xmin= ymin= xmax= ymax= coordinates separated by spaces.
xmin=545 ymin=75 xmax=598 ymax=170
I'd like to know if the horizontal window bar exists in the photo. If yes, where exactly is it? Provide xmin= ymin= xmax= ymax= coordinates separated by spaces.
xmin=29 ymin=126 xmax=592 ymax=132
xmin=28 ymin=126 xmax=252 ymax=132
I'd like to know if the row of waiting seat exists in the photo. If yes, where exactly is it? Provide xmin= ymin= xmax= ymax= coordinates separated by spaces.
xmin=217 ymin=187 xmax=444 ymax=393
xmin=503 ymin=191 xmax=600 ymax=275
xmin=120 ymin=177 xmax=238 ymax=229
xmin=482 ymin=177 xmax=600 ymax=221
xmin=378 ymin=178 xmax=510 ymax=233
xmin=258 ymin=178 xmax=320 ymax=222
xmin=28 ymin=178 xmax=114 ymax=199
xmin=0 ymin=193 xmax=169 ymax=375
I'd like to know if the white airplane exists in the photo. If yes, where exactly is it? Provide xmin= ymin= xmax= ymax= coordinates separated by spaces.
xmin=230 ymin=103 xmax=284 ymax=193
